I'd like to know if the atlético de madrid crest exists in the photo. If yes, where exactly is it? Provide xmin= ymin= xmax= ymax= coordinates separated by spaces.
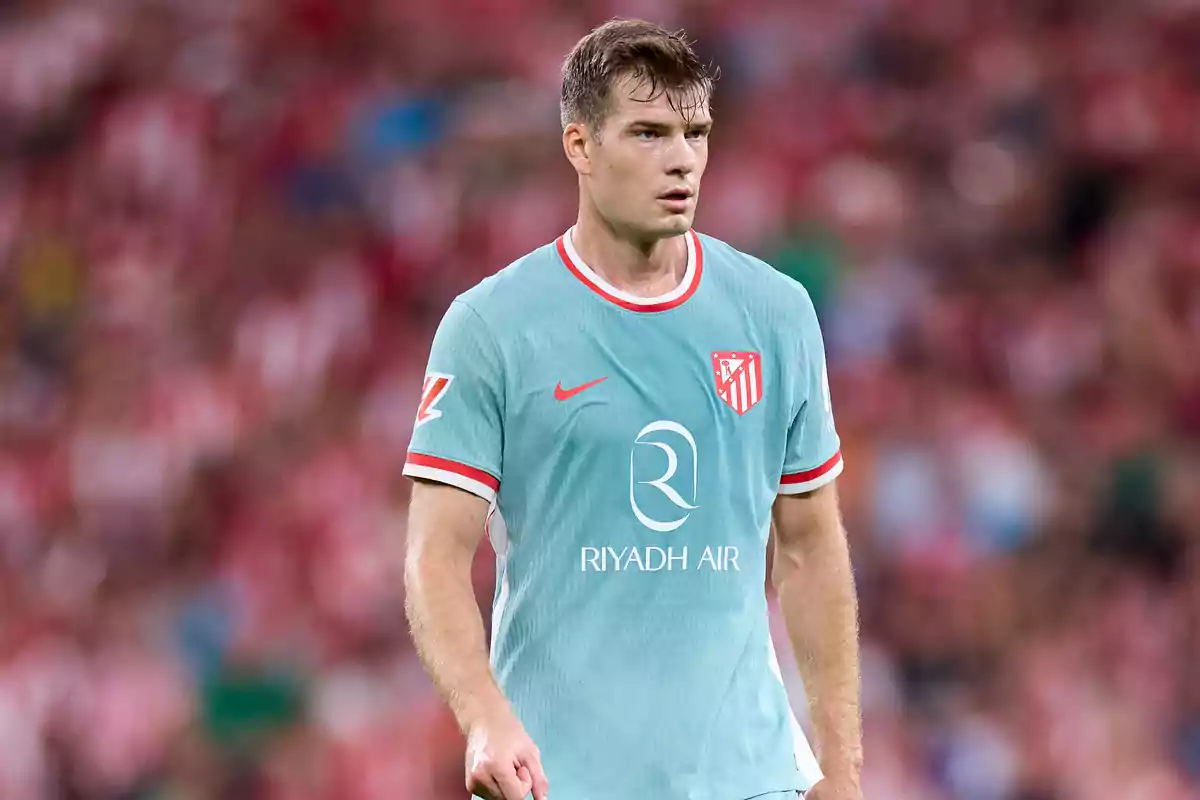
xmin=712 ymin=351 xmax=763 ymax=415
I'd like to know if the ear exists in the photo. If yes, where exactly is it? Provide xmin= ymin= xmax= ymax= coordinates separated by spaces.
xmin=562 ymin=121 xmax=595 ymax=176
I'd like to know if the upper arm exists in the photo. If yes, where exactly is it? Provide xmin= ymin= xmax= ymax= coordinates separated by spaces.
xmin=402 ymin=299 xmax=505 ymax=502
xmin=406 ymin=479 xmax=491 ymax=569
xmin=773 ymin=281 xmax=845 ymax=558
xmin=777 ymin=282 xmax=843 ymax=495
xmin=772 ymin=480 xmax=844 ymax=554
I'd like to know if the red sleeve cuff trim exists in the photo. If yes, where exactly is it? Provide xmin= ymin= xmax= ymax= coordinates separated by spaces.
xmin=781 ymin=450 xmax=842 ymax=485
xmin=405 ymin=453 xmax=500 ymax=491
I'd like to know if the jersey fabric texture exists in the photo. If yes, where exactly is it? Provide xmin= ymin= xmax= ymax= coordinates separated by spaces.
xmin=404 ymin=228 xmax=843 ymax=800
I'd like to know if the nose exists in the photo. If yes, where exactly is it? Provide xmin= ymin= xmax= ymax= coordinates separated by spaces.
xmin=664 ymin=132 xmax=696 ymax=177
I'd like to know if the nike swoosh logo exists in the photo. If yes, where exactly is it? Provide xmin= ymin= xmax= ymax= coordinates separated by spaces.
xmin=554 ymin=376 xmax=608 ymax=401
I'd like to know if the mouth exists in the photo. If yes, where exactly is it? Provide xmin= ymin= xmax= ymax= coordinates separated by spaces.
xmin=658 ymin=188 xmax=694 ymax=202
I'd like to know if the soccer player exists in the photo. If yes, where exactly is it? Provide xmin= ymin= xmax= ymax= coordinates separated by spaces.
xmin=402 ymin=18 xmax=863 ymax=800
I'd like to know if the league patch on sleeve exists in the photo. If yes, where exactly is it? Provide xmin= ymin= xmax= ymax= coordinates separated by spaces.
xmin=415 ymin=373 xmax=454 ymax=426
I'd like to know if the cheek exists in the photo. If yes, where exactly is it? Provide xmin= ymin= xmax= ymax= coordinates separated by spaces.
xmin=601 ymin=155 xmax=644 ymax=193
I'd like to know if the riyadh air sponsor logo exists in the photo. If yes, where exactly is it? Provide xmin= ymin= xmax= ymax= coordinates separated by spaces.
xmin=580 ymin=419 xmax=739 ymax=573
xmin=579 ymin=544 xmax=740 ymax=573
xmin=629 ymin=420 xmax=698 ymax=533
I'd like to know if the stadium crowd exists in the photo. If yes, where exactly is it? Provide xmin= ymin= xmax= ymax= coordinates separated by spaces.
xmin=1 ymin=0 xmax=1198 ymax=798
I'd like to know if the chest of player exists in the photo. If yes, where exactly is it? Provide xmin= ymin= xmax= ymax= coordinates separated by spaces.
xmin=497 ymin=305 xmax=791 ymax=518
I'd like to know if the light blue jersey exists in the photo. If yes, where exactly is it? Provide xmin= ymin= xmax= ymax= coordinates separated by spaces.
xmin=404 ymin=228 xmax=842 ymax=800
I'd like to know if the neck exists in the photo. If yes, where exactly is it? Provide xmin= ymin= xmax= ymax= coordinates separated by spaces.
xmin=571 ymin=202 xmax=688 ymax=299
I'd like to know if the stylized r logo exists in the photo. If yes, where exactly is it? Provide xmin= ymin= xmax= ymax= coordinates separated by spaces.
xmin=630 ymin=420 xmax=699 ymax=532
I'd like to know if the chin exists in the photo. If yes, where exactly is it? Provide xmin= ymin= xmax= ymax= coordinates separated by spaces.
xmin=621 ymin=213 xmax=693 ymax=242
xmin=653 ymin=215 xmax=693 ymax=237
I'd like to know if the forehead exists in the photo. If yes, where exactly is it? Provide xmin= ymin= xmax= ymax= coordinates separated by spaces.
xmin=605 ymin=73 xmax=711 ymax=125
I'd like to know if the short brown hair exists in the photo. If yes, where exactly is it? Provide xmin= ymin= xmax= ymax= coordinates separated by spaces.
xmin=560 ymin=19 xmax=716 ymax=133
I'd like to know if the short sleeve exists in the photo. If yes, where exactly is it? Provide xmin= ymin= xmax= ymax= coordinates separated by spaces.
xmin=402 ymin=300 xmax=504 ymax=501
xmin=778 ymin=287 xmax=843 ymax=494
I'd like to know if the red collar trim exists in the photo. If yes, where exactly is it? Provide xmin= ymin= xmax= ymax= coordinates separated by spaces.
xmin=555 ymin=229 xmax=703 ymax=313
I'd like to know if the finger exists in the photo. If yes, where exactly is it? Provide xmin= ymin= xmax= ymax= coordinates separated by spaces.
xmin=522 ymin=752 xmax=550 ymax=800
xmin=516 ymin=764 xmax=536 ymax=797
xmin=467 ymin=773 xmax=502 ymax=800
xmin=528 ymin=763 xmax=550 ymax=800
xmin=493 ymin=764 xmax=530 ymax=800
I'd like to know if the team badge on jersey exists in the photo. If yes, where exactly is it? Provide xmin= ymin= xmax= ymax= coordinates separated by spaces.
xmin=415 ymin=373 xmax=453 ymax=426
xmin=711 ymin=351 xmax=762 ymax=415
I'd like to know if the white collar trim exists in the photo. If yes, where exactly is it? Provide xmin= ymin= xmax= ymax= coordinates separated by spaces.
xmin=562 ymin=226 xmax=697 ymax=306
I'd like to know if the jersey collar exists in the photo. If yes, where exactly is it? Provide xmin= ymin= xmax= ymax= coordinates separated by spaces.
xmin=556 ymin=227 xmax=703 ymax=313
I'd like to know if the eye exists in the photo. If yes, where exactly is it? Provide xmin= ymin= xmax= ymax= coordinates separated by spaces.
xmin=634 ymin=129 xmax=659 ymax=140
xmin=686 ymin=128 xmax=709 ymax=140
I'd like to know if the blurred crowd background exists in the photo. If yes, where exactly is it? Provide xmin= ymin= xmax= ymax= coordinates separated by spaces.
xmin=1 ymin=0 xmax=1199 ymax=798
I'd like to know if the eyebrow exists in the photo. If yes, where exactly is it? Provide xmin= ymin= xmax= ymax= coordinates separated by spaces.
xmin=627 ymin=119 xmax=713 ymax=133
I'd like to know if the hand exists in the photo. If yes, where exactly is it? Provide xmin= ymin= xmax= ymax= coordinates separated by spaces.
xmin=805 ymin=774 xmax=863 ymax=800
xmin=464 ymin=709 xmax=549 ymax=800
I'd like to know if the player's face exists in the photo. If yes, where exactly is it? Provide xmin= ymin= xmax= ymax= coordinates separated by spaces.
xmin=586 ymin=77 xmax=711 ymax=239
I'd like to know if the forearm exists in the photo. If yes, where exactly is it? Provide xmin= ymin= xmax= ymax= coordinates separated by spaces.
xmin=405 ymin=552 xmax=509 ymax=731
xmin=773 ymin=521 xmax=863 ymax=780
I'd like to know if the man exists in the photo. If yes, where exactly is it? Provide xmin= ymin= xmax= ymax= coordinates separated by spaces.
xmin=403 ymin=18 xmax=863 ymax=800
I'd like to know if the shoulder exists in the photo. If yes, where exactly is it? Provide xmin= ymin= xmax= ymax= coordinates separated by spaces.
xmin=695 ymin=231 xmax=818 ymax=320
xmin=448 ymin=240 xmax=561 ymax=324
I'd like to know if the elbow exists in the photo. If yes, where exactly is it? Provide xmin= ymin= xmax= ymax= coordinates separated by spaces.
xmin=403 ymin=552 xmax=422 ymax=627
xmin=403 ymin=538 xmax=471 ymax=600
xmin=404 ymin=543 xmax=438 ymax=601
xmin=403 ymin=553 xmax=422 ymax=598
xmin=770 ymin=545 xmax=805 ymax=593
xmin=403 ymin=547 xmax=448 ymax=637
xmin=403 ymin=538 xmax=435 ymax=615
